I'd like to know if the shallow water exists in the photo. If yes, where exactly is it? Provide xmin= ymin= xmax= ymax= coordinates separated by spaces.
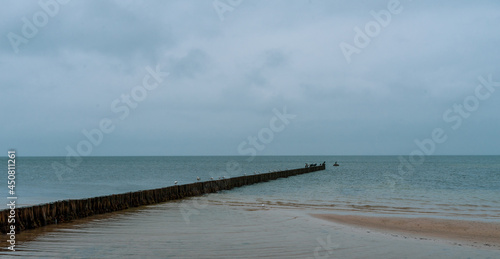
xmin=1 ymin=156 xmax=499 ymax=257
xmin=2 ymin=199 xmax=499 ymax=258
xmin=4 ymin=156 xmax=500 ymax=222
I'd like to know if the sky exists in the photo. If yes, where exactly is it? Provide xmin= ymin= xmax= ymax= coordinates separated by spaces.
xmin=1 ymin=0 xmax=499 ymax=156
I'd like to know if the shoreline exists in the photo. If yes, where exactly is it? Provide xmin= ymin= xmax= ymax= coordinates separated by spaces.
xmin=0 ymin=166 xmax=326 ymax=234
xmin=3 ymin=201 xmax=500 ymax=257
xmin=311 ymin=213 xmax=500 ymax=249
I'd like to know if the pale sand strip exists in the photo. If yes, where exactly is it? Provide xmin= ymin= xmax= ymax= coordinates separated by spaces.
xmin=311 ymin=214 xmax=500 ymax=248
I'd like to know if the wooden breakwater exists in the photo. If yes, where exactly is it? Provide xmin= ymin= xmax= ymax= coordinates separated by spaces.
xmin=0 ymin=165 xmax=325 ymax=233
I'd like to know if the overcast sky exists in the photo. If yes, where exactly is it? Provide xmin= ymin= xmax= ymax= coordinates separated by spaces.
xmin=1 ymin=0 xmax=499 ymax=156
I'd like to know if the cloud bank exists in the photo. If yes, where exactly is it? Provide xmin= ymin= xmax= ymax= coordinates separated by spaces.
xmin=1 ymin=0 xmax=499 ymax=156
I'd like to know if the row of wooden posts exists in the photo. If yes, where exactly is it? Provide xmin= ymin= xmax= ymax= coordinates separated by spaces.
xmin=0 ymin=165 xmax=325 ymax=233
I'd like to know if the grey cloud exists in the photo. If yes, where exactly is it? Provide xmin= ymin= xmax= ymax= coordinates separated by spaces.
xmin=1 ymin=0 xmax=499 ymax=156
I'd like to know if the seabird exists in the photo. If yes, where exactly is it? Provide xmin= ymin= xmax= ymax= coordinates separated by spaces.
xmin=174 ymin=181 xmax=178 ymax=185
xmin=210 ymin=177 xmax=214 ymax=180
xmin=196 ymin=177 xmax=200 ymax=181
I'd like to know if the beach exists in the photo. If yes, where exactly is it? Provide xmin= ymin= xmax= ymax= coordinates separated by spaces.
xmin=312 ymin=214 xmax=500 ymax=249
xmin=3 ymin=199 xmax=500 ymax=258
xmin=1 ymin=156 xmax=499 ymax=258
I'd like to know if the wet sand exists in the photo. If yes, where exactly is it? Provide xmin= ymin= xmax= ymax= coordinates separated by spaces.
xmin=312 ymin=214 xmax=500 ymax=248
xmin=4 ymin=198 xmax=500 ymax=258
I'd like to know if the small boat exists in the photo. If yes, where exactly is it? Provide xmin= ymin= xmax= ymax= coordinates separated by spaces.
xmin=333 ymin=162 xmax=339 ymax=166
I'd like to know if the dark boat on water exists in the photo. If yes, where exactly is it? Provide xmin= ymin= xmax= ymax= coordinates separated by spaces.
xmin=333 ymin=162 xmax=339 ymax=166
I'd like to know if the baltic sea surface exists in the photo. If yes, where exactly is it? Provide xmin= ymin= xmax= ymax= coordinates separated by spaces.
xmin=2 ymin=156 xmax=499 ymax=258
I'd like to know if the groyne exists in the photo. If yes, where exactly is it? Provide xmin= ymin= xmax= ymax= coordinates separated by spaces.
xmin=1 ymin=165 xmax=325 ymax=233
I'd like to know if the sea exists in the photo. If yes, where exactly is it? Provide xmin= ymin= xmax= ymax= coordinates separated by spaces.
xmin=1 ymin=156 xmax=499 ymax=258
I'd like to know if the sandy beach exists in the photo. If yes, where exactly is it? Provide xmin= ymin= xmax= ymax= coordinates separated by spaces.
xmin=2 ymin=156 xmax=499 ymax=258
xmin=312 ymin=214 xmax=500 ymax=249
xmin=4 ymin=199 xmax=500 ymax=258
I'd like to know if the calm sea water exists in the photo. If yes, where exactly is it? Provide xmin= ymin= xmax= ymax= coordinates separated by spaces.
xmin=4 ymin=156 xmax=500 ymax=220
xmin=1 ymin=156 xmax=499 ymax=258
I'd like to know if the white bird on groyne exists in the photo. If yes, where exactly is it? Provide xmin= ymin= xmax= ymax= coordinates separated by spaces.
xmin=196 ymin=177 xmax=200 ymax=181
xmin=174 ymin=181 xmax=178 ymax=185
